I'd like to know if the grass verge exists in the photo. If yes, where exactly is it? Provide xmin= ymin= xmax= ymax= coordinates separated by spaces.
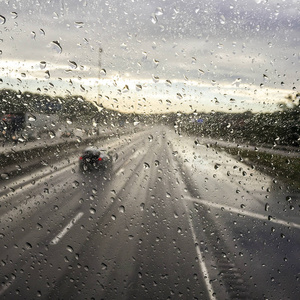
xmin=214 ymin=146 xmax=300 ymax=190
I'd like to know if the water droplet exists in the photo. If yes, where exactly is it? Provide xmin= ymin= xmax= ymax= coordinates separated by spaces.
xmin=66 ymin=118 xmax=72 ymax=124
xmin=101 ymin=263 xmax=107 ymax=270
xmin=68 ymin=60 xmax=77 ymax=69
xmin=74 ymin=21 xmax=84 ymax=28
xmin=165 ymin=79 xmax=172 ymax=86
xmin=140 ymin=203 xmax=145 ymax=211
xmin=155 ymin=7 xmax=164 ymax=16
xmin=28 ymin=114 xmax=36 ymax=122
xmin=36 ymin=223 xmax=43 ymax=230
xmin=31 ymin=31 xmax=36 ymax=39
xmin=11 ymin=12 xmax=18 ymax=19
xmin=214 ymin=163 xmax=221 ymax=170
xmin=111 ymin=215 xmax=116 ymax=220
xmin=25 ymin=242 xmax=32 ymax=249
xmin=51 ymin=41 xmax=62 ymax=54
xmin=144 ymin=162 xmax=150 ymax=169
xmin=151 ymin=15 xmax=158 ymax=24
xmin=120 ymin=42 xmax=127 ymax=50
xmin=263 ymin=74 xmax=269 ymax=81
xmin=122 ymin=85 xmax=129 ymax=93
xmin=176 ymin=93 xmax=183 ymax=99
xmin=148 ymin=134 xmax=153 ymax=142
xmin=100 ymin=69 xmax=106 ymax=76
xmin=0 ymin=15 xmax=6 ymax=25
xmin=1 ymin=173 xmax=9 ymax=180
xmin=136 ymin=84 xmax=142 ymax=91
xmin=198 ymin=69 xmax=205 ymax=74
xmin=39 ymin=61 xmax=46 ymax=69
xmin=286 ymin=196 xmax=292 ymax=202
xmin=119 ymin=205 xmax=125 ymax=213
xmin=90 ymin=207 xmax=96 ymax=214
xmin=66 ymin=245 xmax=74 ymax=252
xmin=152 ymin=75 xmax=159 ymax=82
xmin=153 ymin=59 xmax=159 ymax=67
xmin=142 ymin=51 xmax=147 ymax=59
xmin=49 ymin=131 xmax=56 ymax=139
xmin=45 ymin=70 xmax=50 ymax=79
xmin=191 ymin=57 xmax=196 ymax=64
xmin=219 ymin=15 xmax=226 ymax=24
xmin=72 ymin=181 xmax=79 ymax=188
xmin=154 ymin=160 xmax=160 ymax=166
xmin=265 ymin=203 xmax=270 ymax=211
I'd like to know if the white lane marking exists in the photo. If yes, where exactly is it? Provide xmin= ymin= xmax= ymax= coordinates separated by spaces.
xmin=0 ymin=276 xmax=16 ymax=296
xmin=50 ymin=212 xmax=84 ymax=245
xmin=185 ymin=196 xmax=300 ymax=230
xmin=185 ymin=206 xmax=217 ymax=300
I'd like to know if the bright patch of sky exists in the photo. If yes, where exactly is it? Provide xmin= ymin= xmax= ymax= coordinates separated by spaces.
xmin=0 ymin=0 xmax=299 ymax=114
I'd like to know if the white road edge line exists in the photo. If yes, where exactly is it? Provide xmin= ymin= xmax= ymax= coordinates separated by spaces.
xmin=50 ymin=212 xmax=84 ymax=245
xmin=185 ymin=196 xmax=300 ymax=230
xmin=185 ymin=205 xmax=217 ymax=300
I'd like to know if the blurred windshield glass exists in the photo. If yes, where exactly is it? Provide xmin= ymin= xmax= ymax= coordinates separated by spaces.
xmin=0 ymin=1 xmax=299 ymax=299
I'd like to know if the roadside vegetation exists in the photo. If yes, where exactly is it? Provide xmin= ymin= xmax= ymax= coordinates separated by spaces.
xmin=213 ymin=145 xmax=300 ymax=190
xmin=1 ymin=88 xmax=299 ymax=187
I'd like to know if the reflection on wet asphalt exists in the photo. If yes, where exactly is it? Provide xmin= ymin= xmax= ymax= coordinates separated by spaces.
xmin=0 ymin=126 xmax=299 ymax=300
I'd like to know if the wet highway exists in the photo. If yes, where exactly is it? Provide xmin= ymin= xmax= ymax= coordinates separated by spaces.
xmin=0 ymin=126 xmax=299 ymax=299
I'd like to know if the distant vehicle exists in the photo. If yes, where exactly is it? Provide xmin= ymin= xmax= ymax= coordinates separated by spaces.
xmin=79 ymin=147 xmax=112 ymax=172
xmin=0 ymin=112 xmax=59 ymax=141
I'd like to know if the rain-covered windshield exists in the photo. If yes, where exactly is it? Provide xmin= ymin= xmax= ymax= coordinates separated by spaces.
xmin=0 ymin=1 xmax=299 ymax=299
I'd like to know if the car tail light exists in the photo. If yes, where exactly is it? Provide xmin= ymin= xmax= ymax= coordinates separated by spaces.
xmin=79 ymin=156 xmax=83 ymax=160
xmin=98 ymin=157 xmax=102 ymax=161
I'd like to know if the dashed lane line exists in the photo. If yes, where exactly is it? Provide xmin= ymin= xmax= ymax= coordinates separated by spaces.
xmin=185 ymin=204 xmax=217 ymax=300
xmin=50 ymin=212 xmax=84 ymax=245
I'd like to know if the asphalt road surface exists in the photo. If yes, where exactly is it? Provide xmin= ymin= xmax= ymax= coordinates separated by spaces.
xmin=0 ymin=126 xmax=299 ymax=299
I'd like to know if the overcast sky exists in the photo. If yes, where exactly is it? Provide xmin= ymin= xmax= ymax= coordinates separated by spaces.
xmin=0 ymin=0 xmax=299 ymax=113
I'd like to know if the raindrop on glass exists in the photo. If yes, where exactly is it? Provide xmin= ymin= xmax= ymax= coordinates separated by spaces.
xmin=74 ymin=21 xmax=84 ymax=28
xmin=0 ymin=15 xmax=6 ymax=25
xmin=51 ymin=41 xmax=62 ymax=54
xmin=68 ymin=60 xmax=77 ymax=69
xmin=119 ymin=205 xmax=125 ymax=213
xmin=11 ymin=12 xmax=18 ymax=19
xmin=66 ymin=245 xmax=74 ymax=253
xmin=40 ymin=61 xmax=46 ymax=69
